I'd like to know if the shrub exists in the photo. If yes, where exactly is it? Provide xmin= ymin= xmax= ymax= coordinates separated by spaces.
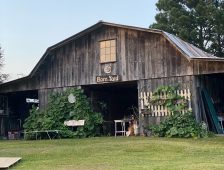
xmin=151 ymin=112 xmax=209 ymax=138
xmin=23 ymin=88 xmax=103 ymax=139
xmin=149 ymin=85 xmax=209 ymax=138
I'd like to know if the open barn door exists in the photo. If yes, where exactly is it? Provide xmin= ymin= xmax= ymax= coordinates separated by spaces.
xmin=82 ymin=81 xmax=138 ymax=136
xmin=0 ymin=90 xmax=38 ymax=139
xmin=201 ymin=88 xmax=223 ymax=134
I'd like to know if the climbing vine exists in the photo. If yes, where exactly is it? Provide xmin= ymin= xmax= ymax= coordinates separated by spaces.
xmin=149 ymin=85 xmax=209 ymax=138
xmin=23 ymin=88 xmax=103 ymax=139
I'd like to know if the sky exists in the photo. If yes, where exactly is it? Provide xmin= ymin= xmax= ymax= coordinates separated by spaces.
xmin=0 ymin=0 xmax=158 ymax=81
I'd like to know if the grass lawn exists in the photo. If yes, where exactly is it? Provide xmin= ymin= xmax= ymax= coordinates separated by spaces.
xmin=1 ymin=137 xmax=224 ymax=170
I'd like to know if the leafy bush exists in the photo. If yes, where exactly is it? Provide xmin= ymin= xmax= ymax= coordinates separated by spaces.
xmin=23 ymin=88 xmax=103 ymax=139
xmin=149 ymin=85 xmax=209 ymax=138
xmin=151 ymin=112 xmax=209 ymax=138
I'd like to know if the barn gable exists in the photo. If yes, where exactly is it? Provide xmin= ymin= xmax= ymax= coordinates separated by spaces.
xmin=30 ymin=24 xmax=192 ymax=89
xmin=30 ymin=21 xmax=223 ymax=78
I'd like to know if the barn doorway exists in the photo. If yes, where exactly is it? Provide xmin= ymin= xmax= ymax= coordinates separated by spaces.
xmin=83 ymin=81 xmax=138 ymax=135
xmin=198 ymin=73 xmax=224 ymax=133
xmin=0 ymin=90 xmax=38 ymax=139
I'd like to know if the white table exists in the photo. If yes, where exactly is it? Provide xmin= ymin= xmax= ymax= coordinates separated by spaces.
xmin=114 ymin=119 xmax=130 ymax=137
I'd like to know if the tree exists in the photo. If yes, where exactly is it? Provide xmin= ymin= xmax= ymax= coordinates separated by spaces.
xmin=0 ymin=46 xmax=9 ymax=83
xmin=150 ymin=0 xmax=224 ymax=57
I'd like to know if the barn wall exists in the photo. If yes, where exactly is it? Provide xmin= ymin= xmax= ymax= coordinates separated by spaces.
xmin=38 ymin=87 xmax=67 ymax=109
xmin=0 ymin=76 xmax=39 ymax=93
xmin=193 ymin=60 xmax=224 ymax=75
xmin=35 ymin=26 xmax=193 ymax=90
xmin=137 ymin=75 xmax=199 ymax=132
xmin=138 ymin=76 xmax=193 ymax=92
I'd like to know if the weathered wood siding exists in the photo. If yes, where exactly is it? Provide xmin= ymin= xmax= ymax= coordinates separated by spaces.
xmin=193 ymin=60 xmax=224 ymax=75
xmin=0 ymin=76 xmax=39 ymax=93
xmin=137 ymin=76 xmax=200 ymax=130
xmin=35 ymin=26 xmax=193 ymax=90
xmin=138 ymin=76 xmax=193 ymax=92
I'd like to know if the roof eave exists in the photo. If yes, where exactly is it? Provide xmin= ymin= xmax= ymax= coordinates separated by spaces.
xmin=0 ymin=76 xmax=30 ymax=86
xmin=189 ymin=57 xmax=224 ymax=61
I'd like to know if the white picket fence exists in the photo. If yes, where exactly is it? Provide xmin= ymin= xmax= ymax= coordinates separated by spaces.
xmin=139 ymin=89 xmax=191 ymax=117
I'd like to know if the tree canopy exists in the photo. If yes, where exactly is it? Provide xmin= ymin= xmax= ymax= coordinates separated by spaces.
xmin=150 ymin=0 xmax=224 ymax=57
xmin=0 ymin=46 xmax=9 ymax=83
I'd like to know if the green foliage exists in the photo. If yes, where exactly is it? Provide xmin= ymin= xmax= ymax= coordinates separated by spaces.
xmin=149 ymin=85 xmax=209 ymax=138
xmin=0 ymin=46 xmax=9 ymax=83
xmin=2 ymin=137 xmax=224 ymax=169
xmin=23 ymin=88 xmax=103 ymax=139
xmin=150 ymin=85 xmax=188 ymax=113
xmin=150 ymin=0 xmax=224 ymax=57
xmin=151 ymin=112 xmax=209 ymax=138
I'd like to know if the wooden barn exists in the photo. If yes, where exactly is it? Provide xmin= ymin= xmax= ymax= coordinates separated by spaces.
xmin=0 ymin=21 xmax=224 ymax=138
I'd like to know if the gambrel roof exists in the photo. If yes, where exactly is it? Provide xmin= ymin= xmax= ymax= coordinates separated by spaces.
xmin=1 ymin=21 xmax=224 ymax=89
xmin=29 ymin=21 xmax=224 ymax=77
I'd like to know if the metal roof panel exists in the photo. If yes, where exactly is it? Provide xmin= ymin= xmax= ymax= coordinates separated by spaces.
xmin=163 ymin=32 xmax=221 ymax=59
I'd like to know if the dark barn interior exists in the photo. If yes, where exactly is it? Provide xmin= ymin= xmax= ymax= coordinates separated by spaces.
xmin=197 ymin=73 xmax=224 ymax=133
xmin=83 ymin=81 xmax=138 ymax=135
xmin=0 ymin=90 xmax=38 ymax=139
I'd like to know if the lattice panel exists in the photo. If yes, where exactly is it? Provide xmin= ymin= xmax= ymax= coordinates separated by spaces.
xmin=139 ymin=89 xmax=191 ymax=117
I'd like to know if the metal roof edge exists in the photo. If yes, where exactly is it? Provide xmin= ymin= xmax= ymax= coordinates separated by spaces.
xmin=161 ymin=31 xmax=191 ymax=62
xmin=190 ymin=57 xmax=224 ymax=61
xmin=0 ymin=76 xmax=30 ymax=87
xmin=161 ymin=31 xmax=222 ymax=62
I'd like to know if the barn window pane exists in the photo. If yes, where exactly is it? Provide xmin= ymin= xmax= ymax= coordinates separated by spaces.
xmin=100 ymin=41 xmax=106 ymax=48
xmin=111 ymin=53 xmax=116 ymax=61
xmin=105 ymin=41 xmax=110 ymax=47
xmin=111 ymin=40 xmax=116 ymax=47
xmin=105 ymin=54 xmax=111 ymax=61
xmin=111 ymin=47 xmax=116 ymax=54
xmin=101 ymin=55 xmax=106 ymax=62
xmin=105 ymin=48 xmax=110 ymax=54
xmin=99 ymin=39 xmax=116 ymax=63
xmin=100 ymin=48 xmax=106 ymax=55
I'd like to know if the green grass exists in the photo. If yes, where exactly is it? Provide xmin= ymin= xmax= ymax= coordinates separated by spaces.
xmin=1 ymin=137 xmax=224 ymax=170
